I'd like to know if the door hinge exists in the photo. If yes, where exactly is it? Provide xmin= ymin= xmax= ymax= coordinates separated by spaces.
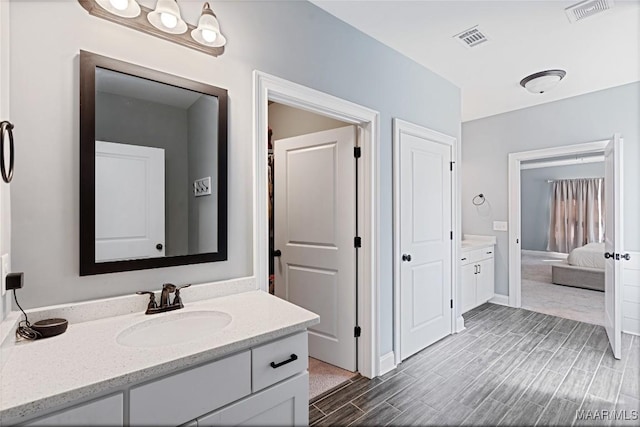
xmin=450 ymin=231 xmax=453 ymax=240
xmin=450 ymin=161 xmax=455 ymax=171
xmin=354 ymin=236 xmax=362 ymax=248
xmin=450 ymin=299 xmax=453 ymax=309
xmin=354 ymin=147 xmax=362 ymax=158
xmin=354 ymin=326 xmax=361 ymax=338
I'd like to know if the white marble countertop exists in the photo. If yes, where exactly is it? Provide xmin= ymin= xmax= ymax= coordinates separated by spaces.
xmin=0 ymin=290 xmax=319 ymax=423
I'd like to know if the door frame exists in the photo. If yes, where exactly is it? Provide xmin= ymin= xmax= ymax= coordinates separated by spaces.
xmin=392 ymin=118 xmax=460 ymax=367
xmin=253 ymin=71 xmax=380 ymax=379
xmin=507 ymin=139 xmax=610 ymax=307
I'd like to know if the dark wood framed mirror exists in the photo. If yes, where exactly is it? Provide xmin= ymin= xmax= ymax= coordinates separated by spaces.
xmin=79 ymin=50 xmax=228 ymax=276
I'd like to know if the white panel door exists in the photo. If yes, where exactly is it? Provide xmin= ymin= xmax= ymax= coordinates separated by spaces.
xmin=95 ymin=141 xmax=165 ymax=262
xmin=274 ymin=126 xmax=356 ymax=371
xmin=399 ymin=132 xmax=452 ymax=360
xmin=604 ymin=134 xmax=623 ymax=359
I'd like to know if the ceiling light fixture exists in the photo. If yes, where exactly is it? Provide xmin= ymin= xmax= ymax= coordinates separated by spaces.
xmin=519 ymin=70 xmax=567 ymax=94
xmin=148 ymin=0 xmax=187 ymax=34
xmin=94 ymin=0 xmax=140 ymax=18
xmin=191 ymin=2 xmax=227 ymax=47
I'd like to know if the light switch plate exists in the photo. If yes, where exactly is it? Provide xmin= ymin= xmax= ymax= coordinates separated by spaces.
xmin=1 ymin=254 xmax=9 ymax=296
xmin=194 ymin=177 xmax=212 ymax=197
xmin=493 ymin=221 xmax=508 ymax=232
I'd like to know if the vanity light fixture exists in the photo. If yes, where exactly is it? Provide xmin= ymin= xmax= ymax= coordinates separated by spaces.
xmin=78 ymin=0 xmax=225 ymax=57
xmin=94 ymin=0 xmax=140 ymax=18
xmin=148 ymin=0 xmax=188 ymax=34
xmin=519 ymin=69 xmax=567 ymax=94
xmin=191 ymin=3 xmax=227 ymax=47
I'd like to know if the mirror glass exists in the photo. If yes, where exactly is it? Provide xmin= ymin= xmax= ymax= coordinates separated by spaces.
xmin=80 ymin=51 xmax=228 ymax=275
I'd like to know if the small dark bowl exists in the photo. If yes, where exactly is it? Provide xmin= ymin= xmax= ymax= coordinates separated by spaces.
xmin=31 ymin=318 xmax=68 ymax=339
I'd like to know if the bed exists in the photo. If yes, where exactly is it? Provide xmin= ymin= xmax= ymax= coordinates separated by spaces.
xmin=551 ymin=242 xmax=605 ymax=292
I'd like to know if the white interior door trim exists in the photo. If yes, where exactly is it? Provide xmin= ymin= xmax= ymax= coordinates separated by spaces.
xmin=253 ymin=71 xmax=380 ymax=379
xmin=507 ymin=140 xmax=609 ymax=308
xmin=392 ymin=118 xmax=460 ymax=367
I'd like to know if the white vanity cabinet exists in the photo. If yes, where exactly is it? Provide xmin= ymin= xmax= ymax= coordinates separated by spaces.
xmin=20 ymin=332 xmax=309 ymax=427
xmin=461 ymin=245 xmax=495 ymax=313
xmin=23 ymin=394 xmax=123 ymax=426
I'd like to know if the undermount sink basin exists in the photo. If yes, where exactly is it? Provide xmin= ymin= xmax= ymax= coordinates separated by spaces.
xmin=117 ymin=310 xmax=232 ymax=348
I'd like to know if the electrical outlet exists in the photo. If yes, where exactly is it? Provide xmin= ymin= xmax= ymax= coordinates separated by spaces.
xmin=493 ymin=221 xmax=508 ymax=232
xmin=1 ymin=254 xmax=9 ymax=296
xmin=194 ymin=177 xmax=212 ymax=197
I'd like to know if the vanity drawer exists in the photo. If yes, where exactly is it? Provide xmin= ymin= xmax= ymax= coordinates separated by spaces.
xmin=129 ymin=350 xmax=251 ymax=426
xmin=461 ymin=247 xmax=494 ymax=264
xmin=252 ymin=332 xmax=308 ymax=392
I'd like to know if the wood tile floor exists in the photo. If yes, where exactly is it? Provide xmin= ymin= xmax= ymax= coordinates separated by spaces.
xmin=309 ymin=303 xmax=640 ymax=426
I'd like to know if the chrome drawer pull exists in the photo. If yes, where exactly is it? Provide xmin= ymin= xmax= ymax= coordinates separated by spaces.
xmin=270 ymin=354 xmax=298 ymax=369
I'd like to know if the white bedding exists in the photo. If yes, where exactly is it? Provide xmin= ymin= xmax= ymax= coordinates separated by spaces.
xmin=568 ymin=242 xmax=605 ymax=269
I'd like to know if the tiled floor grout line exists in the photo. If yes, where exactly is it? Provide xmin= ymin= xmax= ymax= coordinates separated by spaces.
xmin=312 ymin=306 xmax=637 ymax=427
xmin=530 ymin=328 xmax=585 ymax=426
xmin=611 ymin=334 xmax=633 ymax=412
xmin=460 ymin=312 xmax=556 ymax=425
xmin=571 ymin=342 xmax=608 ymax=427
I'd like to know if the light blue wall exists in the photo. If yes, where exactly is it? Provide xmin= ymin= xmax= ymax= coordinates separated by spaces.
xmin=521 ymin=162 xmax=604 ymax=252
xmin=462 ymin=82 xmax=639 ymax=296
xmin=9 ymin=1 xmax=460 ymax=356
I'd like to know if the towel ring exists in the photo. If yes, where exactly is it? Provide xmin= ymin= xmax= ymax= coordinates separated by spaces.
xmin=0 ymin=121 xmax=15 ymax=184
xmin=472 ymin=193 xmax=485 ymax=206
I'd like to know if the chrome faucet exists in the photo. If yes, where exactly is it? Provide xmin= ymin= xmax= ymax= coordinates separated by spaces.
xmin=136 ymin=283 xmax=191 ymax=315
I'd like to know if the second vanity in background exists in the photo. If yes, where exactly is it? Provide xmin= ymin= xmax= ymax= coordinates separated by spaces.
xmin=461 ymin=235 xmax=496 ymax=313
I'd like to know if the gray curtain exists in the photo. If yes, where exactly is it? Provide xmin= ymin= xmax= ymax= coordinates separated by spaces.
xmin=547 ymin=178 xmax=604 ymax=253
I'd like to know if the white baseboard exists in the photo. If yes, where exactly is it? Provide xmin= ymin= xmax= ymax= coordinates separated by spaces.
xmin=489 ymin=294 xmax=510 ymax=306
xmin=522 ymin=249 xmax=567 ymax=259
xmin=455 ymin=316 xmax=465 ymax=333
xmin=379 ymin=351 xmax=396 ymax=376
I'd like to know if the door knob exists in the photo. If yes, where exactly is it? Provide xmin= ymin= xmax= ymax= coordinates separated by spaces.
xmin=156 ymin=243 xmax=163 ymax=251
xmin=273 ymin=249 xmax=282 ymax=257
xmin=402 ymin=254 xmax=412 ymax=262
xmin=622 ymin=253 xmax=631 ymax=261
xmin=604 ymin=252 xmax=614 ymax=259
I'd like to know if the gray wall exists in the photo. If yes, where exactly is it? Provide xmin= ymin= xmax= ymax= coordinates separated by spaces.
xmin=95 ymin=91 xmax=189 ymax=256
xmin=188 ymin=95 xmax=219 ymax=254
xmin=521 ymin=162 xmax=604 ymax=252
xmin=9 ymin=1 xmax=460 ymax=357
xmin=462 ymin=82 xmax=639 ymax=296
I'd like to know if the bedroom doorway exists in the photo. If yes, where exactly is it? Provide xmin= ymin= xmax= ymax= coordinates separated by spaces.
xmin=519 ymin=153 xmax=605 ymax=326
xmin=508 ymin=136 xmax=624 ymax=358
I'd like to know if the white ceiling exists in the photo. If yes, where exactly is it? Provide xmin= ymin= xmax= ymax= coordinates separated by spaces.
xmin=312 ymin=0 xmax=640 ymax=121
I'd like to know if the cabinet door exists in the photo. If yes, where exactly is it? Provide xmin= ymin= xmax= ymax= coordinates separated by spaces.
xmin=24 ymin=394 xmax=123 ymax=426
xmin=476 ymin=258 xmax=495 ymax=304
xmin=461 ymin=263 xmax=477 ymax=314
xmin=199 ymin=372 xmax=308 ymax=427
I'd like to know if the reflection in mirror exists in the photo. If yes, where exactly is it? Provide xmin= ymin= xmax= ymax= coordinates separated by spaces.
xmin=80 ymin=51 xmax=227 ymax=275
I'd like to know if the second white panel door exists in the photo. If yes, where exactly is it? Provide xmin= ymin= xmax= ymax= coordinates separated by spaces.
xmin=95 ymin=141 xmax=165 ymax=262
xmin=274 ymin=126 xmax=357 ymax=372
xmin=399 ymin=132 xmax=452 ymax=360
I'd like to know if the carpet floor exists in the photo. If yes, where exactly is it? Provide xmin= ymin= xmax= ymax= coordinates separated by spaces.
xmin=309 ymin=357 xmax=358 ymax=400
xmin=521 ymin=252 xmax=604 ymax=326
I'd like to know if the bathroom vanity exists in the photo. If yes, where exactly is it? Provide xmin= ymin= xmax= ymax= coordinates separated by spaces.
xmin=0 ymin=289 xmax=319 ymax=426
xmin=460 ymin=235 xmax=497 ymax=313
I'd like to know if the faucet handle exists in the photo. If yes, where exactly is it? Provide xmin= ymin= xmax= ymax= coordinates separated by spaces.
xmin=136 ymin=291 xmax=158 ymax=310
xmin=173 ymin=284 xmax=191 ymax=308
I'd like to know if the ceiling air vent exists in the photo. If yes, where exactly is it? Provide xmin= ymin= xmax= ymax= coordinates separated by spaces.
xmin=453 ymin=25 xmax=488 ymax=49
xmin=565 ymin=0 xmax=614 ymax=23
